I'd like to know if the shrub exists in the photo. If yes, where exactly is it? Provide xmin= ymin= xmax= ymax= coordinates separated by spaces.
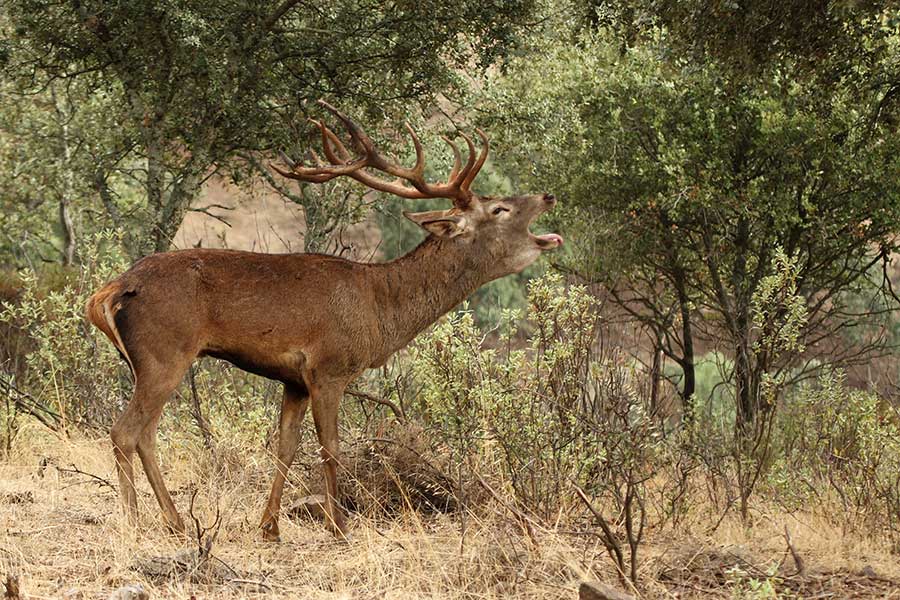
xmin=774 ymin=369 xmax=900 ymax=541
xmin=0 ymin=233 xmax=129 ymax=437
xmin=411 ymin=272 xmax=661 ymax=582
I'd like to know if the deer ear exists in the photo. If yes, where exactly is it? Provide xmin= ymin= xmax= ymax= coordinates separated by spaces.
xmin=403 ymin=210 xmax=465 ymax=238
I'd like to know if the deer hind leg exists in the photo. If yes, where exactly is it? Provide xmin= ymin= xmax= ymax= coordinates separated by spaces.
xmin=309 ymin=382 xmax=349 ymax=538
xmin=137 ymin=406 xmax=185 ymax=535
xmin=110 ymin=414 xmax=140 ymax=523
xmin=111 ymin=353 xmax=192 ymax=533
xmin=259 ymin=382 xmax=310 ymax=541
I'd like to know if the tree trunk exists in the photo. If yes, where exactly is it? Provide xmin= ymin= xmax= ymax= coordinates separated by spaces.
xmin=141 ymin=131 xmax=205 ymax=255
xmin=59 ymin=198 xmax=75 ymax=266
xmin=56 ymin=88 xmax=77 ymax=266
xmin=672 ymin=266 xmax=696 ymax=421
xmin=734 ymin=339 xmax=756 ymax=432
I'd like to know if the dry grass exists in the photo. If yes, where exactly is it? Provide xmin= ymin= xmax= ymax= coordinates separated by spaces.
xmin=2 ymin=423 xmax=900 ymax=599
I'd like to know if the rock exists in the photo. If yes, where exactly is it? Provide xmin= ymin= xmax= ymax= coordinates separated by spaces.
xmin=579 ymin=581 xmax=635 ymax=600
xmin=286 ymin=494 xmax=328 ymax=521
xmin=108 ymin=584 xmax=149 ymax=600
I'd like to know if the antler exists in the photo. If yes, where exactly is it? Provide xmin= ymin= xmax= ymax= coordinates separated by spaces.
xmin=273 ymin=100 xmax=489 ymax=208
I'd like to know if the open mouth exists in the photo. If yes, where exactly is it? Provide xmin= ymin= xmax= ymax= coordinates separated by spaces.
xmin=529 ymin=201 xmax=563 ymax=249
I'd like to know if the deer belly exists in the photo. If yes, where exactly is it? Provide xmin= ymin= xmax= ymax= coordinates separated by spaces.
xmin=201 ymin=346 xmax=306 ymax=383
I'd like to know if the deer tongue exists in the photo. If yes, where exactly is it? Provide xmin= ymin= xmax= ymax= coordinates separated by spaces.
xmin=534 ymin=233 xmax=563 ymax=248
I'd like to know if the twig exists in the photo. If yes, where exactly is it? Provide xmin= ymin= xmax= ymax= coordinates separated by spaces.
xmin=706 ymin=497 xmax=736 ymax=534
xmin=189 ymin=489 xmax=222 ymax=559
xmin=0 ymin=374 xmax=62 ymax=432
xmin=188 ymin=365 xmax=215 ymax=452
xmin=187 ymin=206 xmax=233 ymax=228
xmin=56 ymin=464 xmax=116 ymax=491
xmin=474 ymin=473 xmax=542 ymax=549
xmin=783 ymin=525 xmax=805 ymax=576
xmin=574 ymin=484 xmax=629 ymax=588
xmin=345 ymin=389 xmax=406 ymax=422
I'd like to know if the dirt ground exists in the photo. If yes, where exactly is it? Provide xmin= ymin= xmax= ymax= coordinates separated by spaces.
xmin=2 ymin=427 xmax=899 ymax=599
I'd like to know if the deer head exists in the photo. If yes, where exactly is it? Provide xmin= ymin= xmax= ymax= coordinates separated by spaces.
xmin=274 ymin=101 xmax=563 ymax=278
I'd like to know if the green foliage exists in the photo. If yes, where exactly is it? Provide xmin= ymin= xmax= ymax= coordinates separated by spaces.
xmin=592 ymin=1 xmax=899 ymax=91
xmin=412 ymin=273 xmax=659 ymax=521
xmin=726 ymin=565 xmax=794 ymax=600
xmin=484 ymin=10 xmax=900 ymax=432
xmin=160 ymin=361 xmax=280 ymax=458
xmin=1 ymin=0 xmax=542 ymax=258
xmin=0 ymin=232 xmax=129 ymax=431
xmin=774 ymin=370 xmax=900 ymax=538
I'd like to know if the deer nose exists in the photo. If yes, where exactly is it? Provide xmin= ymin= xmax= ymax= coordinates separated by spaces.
xmin=543 ymin=193 xmax=556 ymax=204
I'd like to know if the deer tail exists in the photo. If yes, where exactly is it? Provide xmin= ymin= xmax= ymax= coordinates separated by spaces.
xmin=85 ymin=282 xmax=135 ymax=379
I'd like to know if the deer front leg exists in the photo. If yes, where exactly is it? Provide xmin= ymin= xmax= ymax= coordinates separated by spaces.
xmin=309 ymin=382 xmax=349 ymax=538
xmin=259 ymin=382 xmax=310 ymax=541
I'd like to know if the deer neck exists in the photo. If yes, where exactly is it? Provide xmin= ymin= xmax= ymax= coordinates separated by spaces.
xmin=370 ymin=236 xmax=489 ymax=356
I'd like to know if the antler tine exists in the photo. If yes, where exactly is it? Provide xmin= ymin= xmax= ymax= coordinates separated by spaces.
xmin=403 ymin=123 xmax=426 ymax=179
xmin=441 ymin=136 xmax=462 ymax=181
xmin=449 ymin=131 xmax=477 ymax=188
xmin=461 ymin=128 xmax=490 ymax=192
xmin=315 ymin=120 xmax=351 ymax=164
xmin=320 ymin=99 xmax=424 ymax=181
xmin=318 ymin=100 xmax=381 ymax=163
xmin=273 ymin=100 xmax=490 ymax=203
xmin=271 ymin=162 xmax=342 ymax=183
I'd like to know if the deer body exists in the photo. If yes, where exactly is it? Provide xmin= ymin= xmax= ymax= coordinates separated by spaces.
xmin=87 ymin=102 xmax=561 ymax=539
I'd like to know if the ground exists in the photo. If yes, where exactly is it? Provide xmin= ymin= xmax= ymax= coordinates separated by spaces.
xmin=2 ymin=426 xmax=899 ymax=599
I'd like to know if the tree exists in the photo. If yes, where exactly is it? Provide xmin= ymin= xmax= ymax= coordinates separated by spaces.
xmin=1 ymin=0 xmax=539 ymax=257
xmin=0 ymin=76 xmax=121 ymax=265
xmin=485 ymin=9 xmax=900 ymax=429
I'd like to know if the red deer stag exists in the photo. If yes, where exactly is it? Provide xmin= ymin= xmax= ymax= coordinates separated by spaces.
xmin=86 ymin=101 xmax=562 ymax=540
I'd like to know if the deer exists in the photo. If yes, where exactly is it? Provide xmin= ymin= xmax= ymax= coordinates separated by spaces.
xmin=85 ymin=101 xmax=563 ymax=540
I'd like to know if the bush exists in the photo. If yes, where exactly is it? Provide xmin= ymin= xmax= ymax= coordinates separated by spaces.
xmin=0 ymin=233 xmax=129 ymax=439
xmin=410 ymin=272 xmax=661 ymax=582
xmin=774 ymin=369 xmax=900 ymax=541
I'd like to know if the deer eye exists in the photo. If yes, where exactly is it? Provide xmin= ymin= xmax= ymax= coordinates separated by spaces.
xmin=492 ymin=206 xmax=509 ymax=216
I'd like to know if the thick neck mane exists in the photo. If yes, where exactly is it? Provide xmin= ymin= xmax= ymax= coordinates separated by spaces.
xmin=366 ymin=235 xmax=487 ymax=358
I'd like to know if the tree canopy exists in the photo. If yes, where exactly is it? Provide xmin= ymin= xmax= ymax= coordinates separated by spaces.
xmin=486 ymin=6 xmax=900 ymax=424
xmin=1 ymin=0 xmax=538 ymax=256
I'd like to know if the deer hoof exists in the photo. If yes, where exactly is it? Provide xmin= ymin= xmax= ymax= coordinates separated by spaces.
xmin=163 ymin=516 xmax=187 ymax=538
xmin=260 ymin=521 xmax=281 ymax=542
